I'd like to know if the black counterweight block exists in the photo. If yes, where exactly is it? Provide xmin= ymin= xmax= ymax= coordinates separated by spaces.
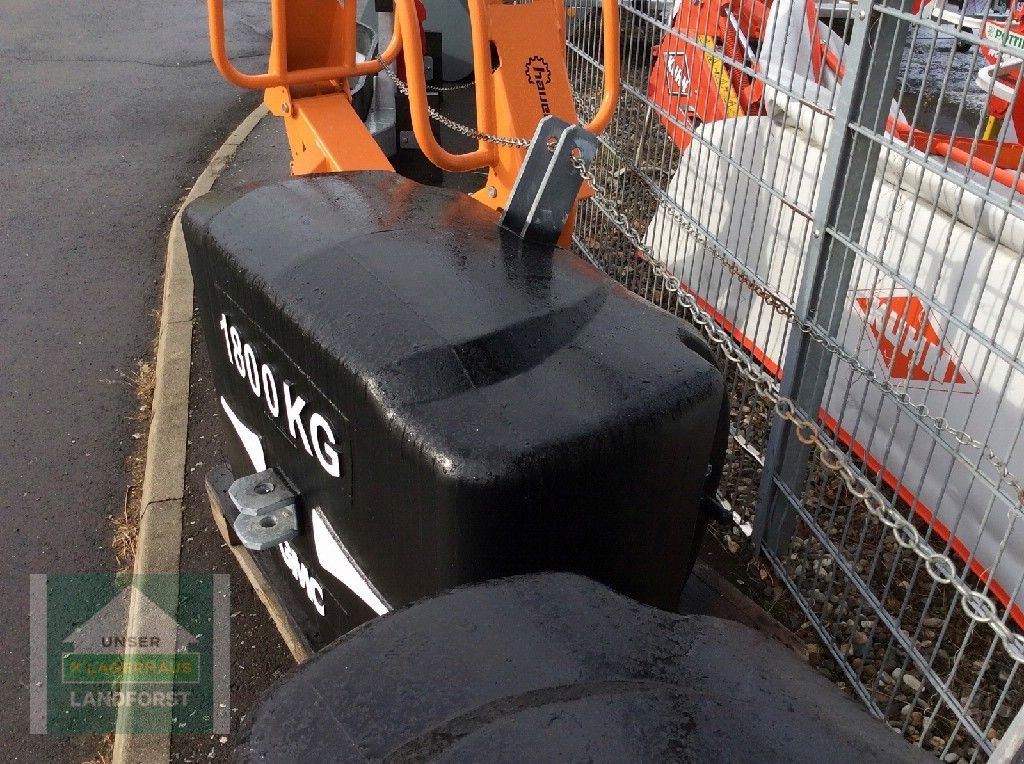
xmin=184 ymin=171 xmax=725 ymax=643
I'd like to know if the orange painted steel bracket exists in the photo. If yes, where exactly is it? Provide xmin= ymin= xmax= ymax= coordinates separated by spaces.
xmin=207 ymin=0 xmax=624 ymax=243
xmin=583 ymin=0 xmax=622 ymax=136
xmin=394 ymin=0 xmax=620 ymax=212
xmin=285 ymin=93 xmax=393 ymax=174
xmin=207 ymin=0 xmax=402 ymax=90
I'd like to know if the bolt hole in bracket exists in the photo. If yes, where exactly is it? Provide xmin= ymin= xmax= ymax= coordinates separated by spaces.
xmin=228 ymin=468 xmax=299 ymax=551
xmin=499 ymin=116 xmax=599 ymax=246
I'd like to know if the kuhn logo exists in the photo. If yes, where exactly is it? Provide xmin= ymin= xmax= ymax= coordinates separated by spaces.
xmin=853 ymin=291 xmax=973 ymax=391
xmin=664 ymin=52 xmax=691 ymax=97
xmin=525 ymin=56 xmax=553 ymax=115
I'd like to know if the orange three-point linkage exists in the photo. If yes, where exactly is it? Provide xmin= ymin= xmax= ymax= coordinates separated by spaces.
xmin=393 ymin=0 xmax=619 ymax=213
xmin=207 ymin=0 xmax=622 ymax=230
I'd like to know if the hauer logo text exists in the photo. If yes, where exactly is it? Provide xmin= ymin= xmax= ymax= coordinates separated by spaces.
xmin=525 ymin=56 xmax=553 ymax=115
xmin=218 ymin=313 xmax=342 ymax=478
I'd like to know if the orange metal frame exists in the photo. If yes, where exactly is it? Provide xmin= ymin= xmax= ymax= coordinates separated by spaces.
xmin=208 ymin=0 xmax=403 ymax=89
xmin=394 ymin=0 xmax=619 ymax=210
xmin=206 ymin=0 xmax=620 ymax=226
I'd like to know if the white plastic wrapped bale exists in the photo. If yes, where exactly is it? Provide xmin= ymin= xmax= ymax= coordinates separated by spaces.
xmin=645 ymin=109 xmax=1024 ymax=621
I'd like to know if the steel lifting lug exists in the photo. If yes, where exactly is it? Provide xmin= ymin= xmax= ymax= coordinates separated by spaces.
xmin=228 ymin=468 xmax=300 ymax=551
xmin=499 ymin=116 xmax=599 ymax=246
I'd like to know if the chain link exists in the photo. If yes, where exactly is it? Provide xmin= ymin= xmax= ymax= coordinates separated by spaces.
xmin=375 ymin=57 xmax=530 ymax=148
xmin=427 ymin=79 xmax=478 ymax=93
xmin=569 ymin=153 xmax=1024 ymax=663
xmin=652 ymin=197 xmax=799 ymax=317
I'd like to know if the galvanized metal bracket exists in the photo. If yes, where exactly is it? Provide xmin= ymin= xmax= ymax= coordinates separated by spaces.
xmin=228 ymin=468 xmax=299 ymax=551
xmin=499 ymin=116 xmax=599 ymax=246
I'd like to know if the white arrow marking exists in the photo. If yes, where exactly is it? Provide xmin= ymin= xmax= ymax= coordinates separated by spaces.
xmin=221 ymin=397 xmax=266 ymax=472
xmin=312 ymin=507 xmax=391 ymax=616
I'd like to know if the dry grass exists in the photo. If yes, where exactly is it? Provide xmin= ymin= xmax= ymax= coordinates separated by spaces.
xmin=81 ymin=734 xmax=114 ymax=764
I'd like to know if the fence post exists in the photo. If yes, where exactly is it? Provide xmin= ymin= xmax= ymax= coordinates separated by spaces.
xmin=989 ymin=700 xmax=1024 ymax=764
xmin=753 ymin=0 xmax=917 ymax=552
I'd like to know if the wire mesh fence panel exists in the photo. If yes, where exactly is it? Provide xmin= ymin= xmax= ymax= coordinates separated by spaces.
xmin=565 ymin=0 xmax=1024 ymax=759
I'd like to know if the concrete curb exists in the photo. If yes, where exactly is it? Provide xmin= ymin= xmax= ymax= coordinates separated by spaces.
xmin=112 ymin=105 xmax=269 ymax=764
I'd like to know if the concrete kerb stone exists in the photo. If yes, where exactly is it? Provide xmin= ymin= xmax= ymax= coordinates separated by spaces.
xmin=112 ymin=105 xmax=269 ymax=764
xmin=161 ymin=225 xmax=194 ymax=326
xmin=136 ymin=499 xmax=186 ymax=573
xmin=139 ymin=318 xmax=192 ymax=507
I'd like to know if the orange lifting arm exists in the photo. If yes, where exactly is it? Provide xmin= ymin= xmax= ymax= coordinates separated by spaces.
xmin=583 ymin=0 xmax=621 ymax=135
xmin=207 ymin=0 xmax=403 ymax=90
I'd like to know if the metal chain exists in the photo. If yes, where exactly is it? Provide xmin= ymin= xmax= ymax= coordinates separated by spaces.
xmin=428 ymin=79 xmax=477 ymax=93
xmin=375 ymin=57 xmax=530 ymax=148
xmin=351 ymin=65 xmax=1024 ymax=661
xmin=603 ymin=155 xmax=1024 ymax=506
xmin=570 ymin=152 xmax=1024 ymax=663
xmin=375 ymin=52 xmax=1024 ymax=507
xmin=652 ymin=198 xmax=799 ymax=318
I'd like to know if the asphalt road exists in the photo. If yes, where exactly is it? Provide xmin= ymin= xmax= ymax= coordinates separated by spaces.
xmin=1 ymin=2 xmax=269 ymax=761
